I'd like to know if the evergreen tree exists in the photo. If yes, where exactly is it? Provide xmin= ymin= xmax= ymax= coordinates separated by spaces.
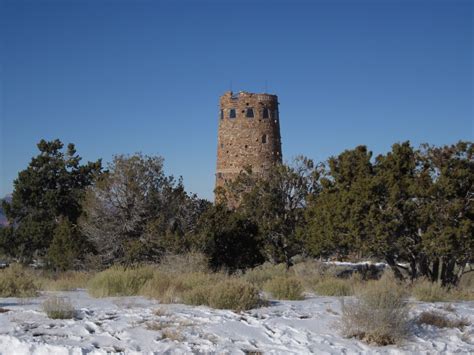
xmin=224 ymin=157 xmax=320 ymax=266
xmin=2 ymin=139 xmax=101 ymax=263
xmin=194 ymin=204 xmax=264 ymax=271
xmin=48 ymin=218 xmax=78 ymax=271
xmin=302 ymin=141 xmax=473 ymax=285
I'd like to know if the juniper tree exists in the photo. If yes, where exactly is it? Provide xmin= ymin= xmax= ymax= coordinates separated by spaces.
xmin=2 ymin=139 xmax=101 ymax=264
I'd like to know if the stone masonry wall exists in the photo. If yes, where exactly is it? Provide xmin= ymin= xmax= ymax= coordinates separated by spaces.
xmin=215 ymin=91 xmax=282 ymax=198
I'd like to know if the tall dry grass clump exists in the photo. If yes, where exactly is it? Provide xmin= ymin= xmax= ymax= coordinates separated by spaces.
xmin=0 ymin=264 xmax=39 ymax=297
xmin=411 ymin=278 xmax=449 ymax=302
xmin=41 ymin=271 xmax=92 ymax=291
xmin=208 ymin=279 xmax=262 ymax=311
xmin=140 ymin=271 xmax=261 ymax=311
xmin=291 ymin=259 xmax=325 ymax=288
xmin=244 ymin=262 xmax=288 ymax=288
xmin=340 ymin=273 xmax=409 ymax=345
xmin=87 ymin=265 xmax=155 ymax=297
xmin=263 ymin=276 xmax=304 ymax=300
xmin=140 ymin=271 xmax=223 ymax=304
xmin=313 ymin=276 xmax=356 ymax=296
xmin=411 ymin=277 xmax=474 ymax=302
xmin=42 ymin=296 xmax=76 ymax=319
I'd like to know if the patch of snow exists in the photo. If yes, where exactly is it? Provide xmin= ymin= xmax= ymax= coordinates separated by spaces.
xmin=0 ymin=291 xmax=472 ymax=354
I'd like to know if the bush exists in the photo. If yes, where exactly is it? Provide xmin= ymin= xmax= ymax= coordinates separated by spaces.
xmin=313 ymin=277 xmax=355 ymax=296
xmin=263 ymin=277 xmax=304 ymax=300
xmin=417 ymin=310 xmax=470 ymax=330
xmin=340 ymin=275 xmax=409 ymax=345
xmin=208 ymin=279 xmax=261 ymax=311
xmin=87 ymin=265 xmax=154 ymax=297
xmin=139 ymin=272 xmax=173 ymax=301
xmin=41 ymin=271 xmax=92 ymax=291
xmin=0 ymin=264 xmax=39 ymax=297
xmin=42 ymin=296 xmax=75 ymax=319
xmin=140 ymin=272 xmax=222 ymax=304
xmin=244 ymin=263 xmax=288 ymax=288
xmin=181 ymin=285 xmax=212 ymax=306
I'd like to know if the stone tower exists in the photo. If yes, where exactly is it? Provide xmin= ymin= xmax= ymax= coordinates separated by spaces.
xmin=215 ymin=91 xmax=282 ymax=199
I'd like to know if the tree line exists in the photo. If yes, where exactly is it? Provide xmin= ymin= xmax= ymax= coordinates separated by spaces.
xmin=0 ymin=139 xmax=472 ymax=286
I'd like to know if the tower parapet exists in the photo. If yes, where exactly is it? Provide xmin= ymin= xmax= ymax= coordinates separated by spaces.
xmin=215 ymin=91 xmax=282 ymax=199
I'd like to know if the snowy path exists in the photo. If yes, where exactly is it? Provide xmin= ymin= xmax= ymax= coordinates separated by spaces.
xmin=0 ymin=291 xmax=472 ymax=354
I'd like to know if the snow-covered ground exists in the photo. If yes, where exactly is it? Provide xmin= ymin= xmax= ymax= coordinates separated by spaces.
xmin=0 ymin=290 xmax=472 ymax=354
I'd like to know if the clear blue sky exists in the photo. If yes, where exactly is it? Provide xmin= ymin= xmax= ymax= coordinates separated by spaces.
xmin=1 ymin=0 xmax=472 ymax=200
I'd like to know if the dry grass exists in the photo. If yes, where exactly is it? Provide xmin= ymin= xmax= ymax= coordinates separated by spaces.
xmin=87 ymin=265 xmax=155 ymax=297
xmin=417 ymin=310 xmax=471 ymax=330
xmin=161 ymin=328 xmax=184 ymax=342
xmin=208 ymin=279 xmax=262 ymax=311
xmin=340 ymin=274 xmax=409 ymax=345
xmin=291 ymin=260 xmax=325 ymax=287
xmin=0 ymin=264 xmax=39 ymax=297
xmin=411 ymin=278 xmax=474 ymax=302
xmin=153 ymin=307 xmax=169 ymax=317
xmin=42 ymin=296 xmax=75 ymax=319
xmin=263 ymin=276 xmax=305 ymax=300
xmin=243 ymin=263 xmax=288 ymax=288
xmin=412 ymin=279 xmax=450 ymax=302
xmin=41 ymin=271 xmax=92 ymax=291
xmin=313 ymin=276 xmax=356 ymax=296
xmin=146 ymin=320 xmax=169 ymax=331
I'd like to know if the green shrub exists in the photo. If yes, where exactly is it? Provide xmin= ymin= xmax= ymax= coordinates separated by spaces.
xmin=313 ymin=277 xmax=354 ymax=296
xmin=0 ymin=264 xmax=39 ymax=297
xmin=42 ymin=296 xmax=75 ymax=319
xmin=340 ymin=275 xmax=409 ymax=345
xmin=87 ymin=265 xmax=154 ymax=297
xmin=244 ymin=263 xmax=288 ymax=288
xmin=208 ymin=279 xmax=261 ymax=311
xmin=263 ymin=276 xmax=304 ymax=300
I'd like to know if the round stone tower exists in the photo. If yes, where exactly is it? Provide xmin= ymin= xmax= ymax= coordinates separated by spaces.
xmin=215 ymin=91 xmax=282 ymax=199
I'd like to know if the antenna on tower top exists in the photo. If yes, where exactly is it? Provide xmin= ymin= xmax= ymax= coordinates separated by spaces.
xmin=264 ymin=80 xmax=268 ymax=93
xmin=230 ymin=80 xmax=233 ymax=93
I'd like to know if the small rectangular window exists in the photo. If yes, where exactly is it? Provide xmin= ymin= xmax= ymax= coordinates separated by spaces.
xmin=220 ymin=110 xmax=224 ymax=120
xmin=262 ymin=108 xmax=269 ymax=119
xmin=262 ymin=134 xmax=267 ymax=144
xmin=246 ymin=108 xmax=254 ymax=118
xmin=229 ymin=108 xmax=236 ymax=119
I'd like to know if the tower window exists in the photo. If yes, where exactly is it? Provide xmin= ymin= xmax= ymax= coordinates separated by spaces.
xmin=220 ymin=110 xmax=224 ymax=120
xmin=229 ymin=108 xmax=236 ymax=119
xmin=246 ymin=108 xmax=254 ymax=118
xmin=262 ymin=108 xmax=269 ymax=119
xmin=262 ymin=134 xmax=267 ymax=144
